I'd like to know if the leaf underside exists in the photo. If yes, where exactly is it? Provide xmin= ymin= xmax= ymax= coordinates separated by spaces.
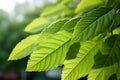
xmin=26 ymin=31 xmax=72 ymax=71
xmin=8 ymin=35 xmax=39 ymax=60
xmin=24 ymin=17 xmax=51 ymax=33
xmin=88 ymin=35 xmax=120 ymax=80
xmin=62 ymin=41 xmax=99 ymax=80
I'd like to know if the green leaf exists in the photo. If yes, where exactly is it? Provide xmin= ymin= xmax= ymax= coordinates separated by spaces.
xmin=62 ymin=0 xmax=71 ymax=4
xmin=62 ymin=41 xmax=99 ymax=80
xmin=73 ymin=8 xmax=115 ymax=42
xmin=108 ymin=74 xmax=117 ymax=80
xmin=77 ymin=4 xmax=100 ymax=17
xmin=105 ymin=0 xmax=116 ymax=7
xmin=8 ymin=35 xmax=39 ymax=60
xmin=88 ymin=35 xmax=120 ymax=80
xmin=41 ymin=4 xmax=66 ymax=19
xmin=61 ymin=8 xmax=75 ymax=17
xmin=117 ymin=63 xmax=120 ymax=80
xmin=65 ymin=42 xmax=80 ymax=60
xmin=36 ymin=33 xmax=52 ymax=44
xmin=112 ymin=12 xmax=120 ymax=30
xmin=42 ymin=18 xmax=69 ymax=34
xmin=61 ymin=17 xmax=81 ymax=32
xmin=24 ymin=17 xmax=51 ymax=33
xmin=26 ymin=31 xmax=72 ymax=71
xmin=75 ymin=0 xmax=104 ymax=13
xmin=113 ymin=27 xmax=120 ymax=34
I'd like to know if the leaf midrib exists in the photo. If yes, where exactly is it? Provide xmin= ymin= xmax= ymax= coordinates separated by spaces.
xmin=28 ymin=38 xmax=71 ymax=69
xmin=75 ymin=8 xmax=114 ymax=41
xmin=63 ymin=42 xmax=97 ymax=80
xmin=10 ymin=43 xmax=37 ymax=59
xmin=94 ymin=36 xmax=119 ymax=80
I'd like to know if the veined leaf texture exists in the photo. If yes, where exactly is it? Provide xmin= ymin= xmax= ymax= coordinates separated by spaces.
xmin=62 ymin=41 xmax=100 ymax=80
xmin=8 ymin=34 xmax=39 ymax=60
xmin=73 ymin=7 xmax=115 ymax=42
xmin=26 ymin=31 xmax=72 ymax=71
xmin=88 ymin=35 xmax=120 ymax=80
xmin=8 ymin=0 xmax=120 ymax=80
xmin=24 ymin=17 xmax=51 ymax=33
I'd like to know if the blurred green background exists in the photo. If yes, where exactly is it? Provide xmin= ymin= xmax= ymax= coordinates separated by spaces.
xmin=0 ymin=0 xmax=62 ymax=80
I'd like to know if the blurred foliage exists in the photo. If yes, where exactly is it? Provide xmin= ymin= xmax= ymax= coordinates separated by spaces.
xmin=0 ymin=3 xmax=54 ymax=72
xmin=8 ymin=0 xmax=120 ymax=80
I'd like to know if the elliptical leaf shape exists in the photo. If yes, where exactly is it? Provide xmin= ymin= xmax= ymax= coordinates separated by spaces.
xmin=24 ymin=17 xmax=51 ymax=33
xmin=61 ymin=17 xmax=81 ymax=32
xmin=8 ymin=0 xmax=120 ymax=80
xmin=26 ymin=30 xmax=72 ymax=71
xmin=62 ymin=41 xmax=99 ymax=80
xmin=8 ymin=35 xmax=39 ymax=60
xmin=88 ymin=35 xmax=120 ymax=80
xmin=73 ymin=7 xmax=115 ymax=42
xmin=42 ymin=18 xmax=69 ymax=34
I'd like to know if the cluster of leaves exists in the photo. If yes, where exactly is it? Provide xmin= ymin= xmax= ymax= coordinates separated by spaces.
xmin=9 ymin=0 xmax=120 ymax=80
xmin=0 ymin=7 xmax=43 ymax=72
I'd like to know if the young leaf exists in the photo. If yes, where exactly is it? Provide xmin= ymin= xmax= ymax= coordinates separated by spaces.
xmin=73 ymin=8 xmax=115 ymax=42
xmin=62 ymin=41 xmax=99 ymax=80
xmin=42 ymin=18 xmax=69 ymax=34
xmin=88 ymin=35 xmax=120 ymax=80
xmin=24 ymin=17 xmax=51 ymax=33
xmin=26 ymin=31 xmax=72 ymax=71
xmin=8 ymin=35 xmax=39 ymax=60
xmin=75 ymin=0 xmax=104 ymax=13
